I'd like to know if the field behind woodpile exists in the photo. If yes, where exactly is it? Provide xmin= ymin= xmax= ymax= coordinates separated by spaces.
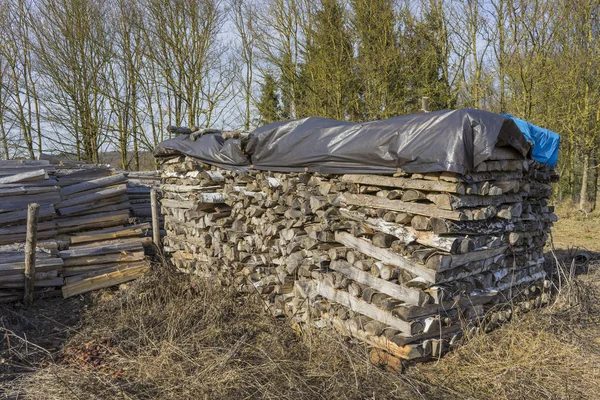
xmin=1 ymin=205 xmax=600 ymax=400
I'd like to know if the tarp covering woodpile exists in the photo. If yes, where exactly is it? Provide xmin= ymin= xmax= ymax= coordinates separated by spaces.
xmin=154 ymin=108 xmax=532 ymax=174
xmin=154 ymin=110 xmax=559 ymax=363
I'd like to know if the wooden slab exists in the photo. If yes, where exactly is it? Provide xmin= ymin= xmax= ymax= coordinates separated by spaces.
xmin=335 ymin=231 xmax=437 ymax=283
xmin=340 ymin=193 xmax=465 ymax=221
xmin=340 ymin=174 xmax=466 ymax=194
xmin=330 ymin=261 xmax=428 ymax=306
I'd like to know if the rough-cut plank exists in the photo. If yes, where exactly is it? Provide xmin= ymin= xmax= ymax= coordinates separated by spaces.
xmin=0 ymin=195 xmax=61 ymax=213
xmin=59 ymin=242 xmax=143 ymax=259
xmin=161 ymin=184 xmax=222 ymax=193
xmin=70 ymin=223 xmax=150 ymax=244
xmin=62 ymin=264 xmax=149 ymax=298
xmin=0 ymin=185 xmax=60 ymax=198
xmin=57 ymin=198 xmax=130 ymax=217
xmin=0 ymin=258 xmax=64 ymax=276
xmin=313 ymin=280 xmax=415 ymax=335
xmin=0 ymin=221 xmax=55 ymax=236
xmin=0 ymin=204 xmax=55 ymax=225
xmin=426 ymin=193 xmax=523 ymax=210
xmin=68 ymin=236 xmax=151 ymax=249
xmin=64 ymin=261 xmax=148 ymax=284
xmin=340 ymin=193 xmax=465 ymax=221
xmin=330 ymin=260 xmax=427 ymax=306
xmin=339 ymin=208 xmax=460 ymax=253
xmin=425 ymin=245 xmax=508 ymax=271
xmin=0 ymin=277 xmax=63 ymax=289
xmin=0 ymin=169 xmax=47 ymax=184
xmin=57 ymin=184 xmax=127 ymax=208
xmin=62 ymin=251 xmax=145 ymax=267
xmin=62 ymin=261 xmax=143 ymax=276
xmin=59 ymin=173 xmax=125 ymax=197
xmin=340 ymin=174 xmax=466 ymax=194
xmin=335 ymin=231 xmax=437 ymax=283
xmin=56 ymin=210 xmax=129 ymax=228
xmin=0 ymin=230 xmax=58 ymax=245
xmin=1 ymin=270 xmax=59 ymax=283
xmin=160 ymin=198 xmax=225 ymax=210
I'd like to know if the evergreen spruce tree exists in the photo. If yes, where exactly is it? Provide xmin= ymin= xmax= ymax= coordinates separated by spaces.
xmin=351 ymin=0 xmax=401 ymax=121
xmin=257 ymin=72 xmax=281 ymax=124
xmin=296 ymin=0 xmax=354 ymax=120
xmin=399 ymin=1 xmax=455 ymax=113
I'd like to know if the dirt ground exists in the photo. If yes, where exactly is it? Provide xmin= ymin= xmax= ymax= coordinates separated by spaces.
xmin=0 ymin=297 xmax=87 ymax=383
xmin=1 ymin=204 xmax=600 ymax=399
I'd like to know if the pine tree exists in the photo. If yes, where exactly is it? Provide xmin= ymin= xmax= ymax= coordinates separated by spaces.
xmin=351 ymin=0 xmax=401 ymax=121
xmin=296 ymin=0 xmax=354 ymax=120
xmin=399 ymin=1 xmax=454 ymax=113
xmin=257 ymin=72 xmax=281 ymax=124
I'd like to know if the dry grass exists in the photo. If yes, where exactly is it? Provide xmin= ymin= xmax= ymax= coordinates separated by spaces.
xmin=413 ymin=263 xmax=600 ymax=400
xmin=551 ymin=200 xmax=600 ymax=252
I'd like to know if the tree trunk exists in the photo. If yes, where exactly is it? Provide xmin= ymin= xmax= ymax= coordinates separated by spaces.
xmin=569 ymin=143 xmax=575 ymax=199
xmin=579 ymin=152 xmax=589 ymax=210
xmin=0 ymin=122 xmax=8 ymax=160
xmin=590 ymin=157 xmax=599 ymax=211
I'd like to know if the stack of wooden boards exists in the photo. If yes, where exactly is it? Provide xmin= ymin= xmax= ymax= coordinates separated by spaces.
xmin=0 ymin=241 xmax=64 ymax=302
xmin=122 ymin=170 xmax=164 ymax=242
xmin=124 ymin=170 xmax=160 ymax=221
xmin=0 ymin=160 xmax=151 ymax=302
xmin=158 ymin=148 xmax=558 ymax=363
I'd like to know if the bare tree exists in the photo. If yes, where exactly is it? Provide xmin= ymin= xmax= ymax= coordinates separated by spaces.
xmin=142 ymin=0 xmax=232 ymax=129
xmin=35 ymin=0 xmax=113 ymax=162
xmin=230 ymin=0 xmax=257 ymax=131
xmin=0 ymin=0 xmax=42 ymax=158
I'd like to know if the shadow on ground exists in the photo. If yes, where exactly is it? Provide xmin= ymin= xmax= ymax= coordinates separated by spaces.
xmin=0 ymin=296 xmax=87 ymax=383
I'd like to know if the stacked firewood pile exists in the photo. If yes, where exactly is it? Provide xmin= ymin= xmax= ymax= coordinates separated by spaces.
xmin=158 ymin=146 xmax=558 ymax=363
xmin=0 ymin=160 xmax=151 ymax=302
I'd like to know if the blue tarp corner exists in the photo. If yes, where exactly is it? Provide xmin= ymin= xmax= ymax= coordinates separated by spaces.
xmin=502 ymin=113 xmax=560 ymax=167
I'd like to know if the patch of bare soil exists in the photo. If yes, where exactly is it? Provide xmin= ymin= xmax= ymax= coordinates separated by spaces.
xmin=1 ymin=296 xmax=86 ymax=384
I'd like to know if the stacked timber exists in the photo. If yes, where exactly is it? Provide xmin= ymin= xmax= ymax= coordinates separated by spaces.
xmin=123 ymin=170 xmax=163 ymax=242
xmin=54 ymin=167 xmax=151 ymax=297
xmin=0 ymin=160 xmax=59 ymax=245
xmin=54 ymin=168 xmax=131 ymax=234
xmin=0 ymin=241 xmax=64 ymax=302
xmin=0 ymin=161 xmax=151 ymax=301
xmin=123 ymin=170 xmax=160 ymax=221
xmin=157 ymin=150 xmax=557 ymax=363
